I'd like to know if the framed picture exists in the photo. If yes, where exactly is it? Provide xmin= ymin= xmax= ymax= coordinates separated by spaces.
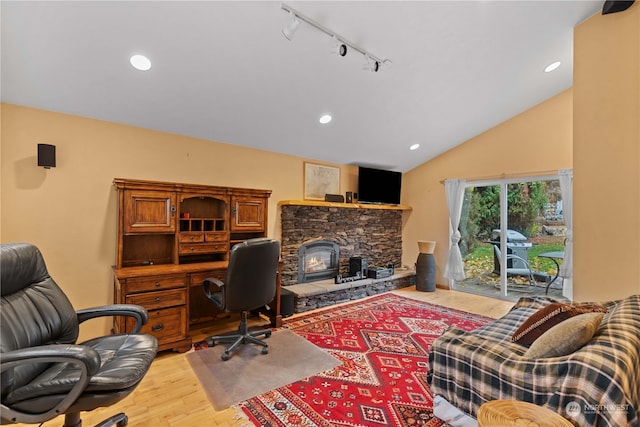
xmin=304 ymin=162 xmax=340 ymax=200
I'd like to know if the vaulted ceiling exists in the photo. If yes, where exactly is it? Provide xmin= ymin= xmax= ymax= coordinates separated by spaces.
xmin=1 ymin=1 xmax=601 ymax=172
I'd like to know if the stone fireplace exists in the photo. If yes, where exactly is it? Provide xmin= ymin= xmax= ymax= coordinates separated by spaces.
xmin=280 ymin=203 xmax=403 ymax=286
xmin=278 ymin=201 xmax=415 ymax=312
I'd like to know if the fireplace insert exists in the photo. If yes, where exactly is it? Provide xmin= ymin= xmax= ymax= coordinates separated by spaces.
xmin=298 ymin=240 xmax=340 ymax=283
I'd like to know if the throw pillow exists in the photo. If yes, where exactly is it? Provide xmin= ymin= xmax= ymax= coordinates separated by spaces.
xmin=512 ymin=302 xmax=607 ymax=345
xmin=524 ymin=312 xmax=604 ymax=358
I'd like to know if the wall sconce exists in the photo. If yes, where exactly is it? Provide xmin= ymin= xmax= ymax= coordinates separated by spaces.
xmin=281 ymin=3 xmax=391 ymax=72
xmin=37 ymin=144 xmax=56 ymax=169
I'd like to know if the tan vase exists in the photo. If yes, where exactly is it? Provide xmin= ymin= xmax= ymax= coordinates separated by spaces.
xmin=418 ymin=240 xmax=436 ymax=254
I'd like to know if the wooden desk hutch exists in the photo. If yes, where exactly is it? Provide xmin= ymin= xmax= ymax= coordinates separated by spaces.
xmin=112 ymin=178 xmax=280 ymax=352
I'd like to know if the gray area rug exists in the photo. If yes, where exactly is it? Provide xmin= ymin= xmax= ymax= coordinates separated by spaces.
xmin=186 ymin=328 xmax=341 ymax=410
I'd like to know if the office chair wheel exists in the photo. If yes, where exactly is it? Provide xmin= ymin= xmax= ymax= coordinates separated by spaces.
xmin=265 ymin=331 xmax=272 ymax=338
xmin=261 ymin=346 xmax=269 ymax=355
xmin=221 ymin=352 xmax=230 ymax=361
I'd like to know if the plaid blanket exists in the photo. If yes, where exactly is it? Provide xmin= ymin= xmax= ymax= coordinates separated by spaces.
xmin=428 ymin=295 xmax=640 ymax=427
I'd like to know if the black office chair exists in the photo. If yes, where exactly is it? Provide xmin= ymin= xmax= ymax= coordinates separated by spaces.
xmin=202 ymin=238 xmax=280 ymax=361
xmin=0 ymin=243 xmax=158 ymax=427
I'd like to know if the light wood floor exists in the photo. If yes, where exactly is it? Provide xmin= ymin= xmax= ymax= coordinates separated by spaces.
xmin=18 ymin=287 xmax=513 ymax=427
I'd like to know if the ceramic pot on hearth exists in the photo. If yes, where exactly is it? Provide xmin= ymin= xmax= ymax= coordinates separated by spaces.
xmin=416 ymin=241 xmax=436 ymax=292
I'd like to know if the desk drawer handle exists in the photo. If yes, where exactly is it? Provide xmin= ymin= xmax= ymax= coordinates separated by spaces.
xmin=155 ymin=297 xmax=161 ymax=302
xmin=155 ymin=282 xmax=161 ymax=287
xmin=152 ymin=323 xmax=164 ymax=332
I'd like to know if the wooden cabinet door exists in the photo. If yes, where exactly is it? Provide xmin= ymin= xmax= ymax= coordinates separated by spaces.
xmin=124 ymin=190 xmax=176 ymax=233
xmin=230 ymin=196 xmax=266 ymax=231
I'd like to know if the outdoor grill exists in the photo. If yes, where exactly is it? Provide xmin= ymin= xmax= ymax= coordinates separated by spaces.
xmin=491 ymin=229 xmax=532 ymax=272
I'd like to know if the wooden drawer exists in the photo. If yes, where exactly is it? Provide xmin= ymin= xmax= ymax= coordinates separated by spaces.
xmin=190 ymin=269 xmax=225 ymax=287
xmin=127 ymin=288 xmax=186 ymax=310
xmin=125 ymin=274 xmax=187 ymax=293
xmin=205 ymin=231 xmax=228 ymax=242
xmin=179 ymin=242 xmax=227 ymax=255
xmin=179 ymin=232 xmax=204 ymax=243
xmin=128 ymin=306 xmax=187 ymax=347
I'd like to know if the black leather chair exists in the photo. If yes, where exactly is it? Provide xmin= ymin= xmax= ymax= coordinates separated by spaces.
xmin=202 ymin=238 xmax=280 ymax=361
xmin=0 ymin=243 xmax=158 ymax=427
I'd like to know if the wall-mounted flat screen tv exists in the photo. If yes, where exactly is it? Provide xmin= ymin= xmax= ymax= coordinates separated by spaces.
xmin=357 ymin=166 xmax=402 ymax=205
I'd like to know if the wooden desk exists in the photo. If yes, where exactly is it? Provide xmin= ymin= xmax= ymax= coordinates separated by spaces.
xmin=113 ymin=262 xmax=282 ymax=353
xmin=112 ymin=178 xmax=275 ymax=352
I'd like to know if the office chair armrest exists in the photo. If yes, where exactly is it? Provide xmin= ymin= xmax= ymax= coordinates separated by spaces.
xmin=76 ymin=304 xmax=149 ymax=333
xmin=203 ymin=277 xmax=225 ymax=309
xmin=0 ymin=344 xmax=101 ymax=374
xmin=0 ymin=344 xmax=100 ymax=425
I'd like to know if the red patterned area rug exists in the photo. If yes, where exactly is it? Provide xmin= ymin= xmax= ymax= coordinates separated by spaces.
xmin=233 ymin=293 xmax=494 ymax=427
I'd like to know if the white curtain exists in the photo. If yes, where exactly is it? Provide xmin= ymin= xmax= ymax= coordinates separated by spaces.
xmin=558 ymin=169 xmax=573 ymax=299
xmin=443 ymin=179 xmax=467 ymax=281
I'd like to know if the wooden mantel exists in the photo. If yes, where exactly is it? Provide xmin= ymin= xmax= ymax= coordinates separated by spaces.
xmin=278 ymin=200 xmax=412 ymax=211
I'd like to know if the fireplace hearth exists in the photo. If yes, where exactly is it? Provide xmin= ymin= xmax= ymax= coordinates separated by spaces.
xmin=298 ymin=240 xmax=340 ymax=283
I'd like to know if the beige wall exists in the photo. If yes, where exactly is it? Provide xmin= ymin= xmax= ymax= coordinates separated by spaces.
xmin=401 ymin=89 xmax=573 ymax=286
xmin=0 ymin=104 xmax=356 ymax=337
xmin=573 ymin=4 xmax=640 ymax=300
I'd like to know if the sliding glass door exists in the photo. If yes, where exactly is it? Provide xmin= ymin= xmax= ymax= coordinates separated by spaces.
xmin=452 ymin=176 xmax=565 ymax=300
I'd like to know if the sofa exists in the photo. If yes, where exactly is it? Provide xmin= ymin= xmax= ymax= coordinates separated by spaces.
xmin=428 ymin=295 xmax=640 ymax=427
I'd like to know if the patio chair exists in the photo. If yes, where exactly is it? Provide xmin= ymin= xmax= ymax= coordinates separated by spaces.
xmin=492 ymin=245 xmax=538 ymax=291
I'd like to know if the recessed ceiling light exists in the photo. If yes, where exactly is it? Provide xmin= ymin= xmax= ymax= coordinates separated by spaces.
xmin=410 ymin=143 xmax=420 ymax=150
xmin=319 ymin=114 xmax=332 ymax=124
xmin=544 ymin=61 xmax=561 ymax=73
xmin=130 ymin=54 xmax=151 ymax=71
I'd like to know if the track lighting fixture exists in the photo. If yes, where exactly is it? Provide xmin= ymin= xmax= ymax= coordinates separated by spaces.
xmin=282 ymin=10 xmax=301 ymax=41
xmin=281 ymin=3 xmax=391 ymax=72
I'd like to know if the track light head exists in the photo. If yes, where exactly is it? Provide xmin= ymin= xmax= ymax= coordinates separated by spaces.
xmin=282 ymin=11 xmax=301 ymax=41
xmin=330 ymin=36 xmax=347 ymax=57
xmin=363 ymin=56 xmax=380 ymax=72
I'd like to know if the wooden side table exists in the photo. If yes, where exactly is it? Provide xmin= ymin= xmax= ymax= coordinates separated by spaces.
xmin=478 ymin=400 xmax=573 ymax=427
